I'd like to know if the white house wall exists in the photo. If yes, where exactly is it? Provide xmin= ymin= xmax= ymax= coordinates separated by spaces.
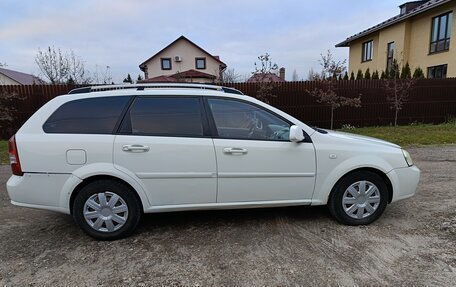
xmin=144 ymin=39 xmax=222 ymax=79
xmin=0 ymin=73 xmax=21 ymax=85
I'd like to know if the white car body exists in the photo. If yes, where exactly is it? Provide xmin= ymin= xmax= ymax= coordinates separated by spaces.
xmin=6 ymin=86 xmax=420 ymax=220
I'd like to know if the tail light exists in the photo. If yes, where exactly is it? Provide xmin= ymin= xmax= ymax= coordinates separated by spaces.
xmin=8 ymin=135 xmax=23 ymax=176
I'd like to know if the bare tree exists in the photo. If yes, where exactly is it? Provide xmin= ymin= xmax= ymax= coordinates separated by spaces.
xmin=292 ymin=69 xmax=299 ymax=81
xmin=309 ymin=81 xmax=361 ymax=129
xmin=384 ymin=59 xmax=416 ymax=126
xmin=307 ymin=51 xmax=360 ymax=129
xmin=251 ymin=53 xmax=279 ymax=103
xmin=67 ymin=51 xmax=91 ymax=84
xmin=35 ymin=47 xmax=68 ymax=84
xmin=92 ymin=65 xmax=112 ymax=84
xmin=307 ymin=67 xmax=322 ymax=81
xmin=35 ymin=46 xmax=91 ymax=84
xmin=319 ymin=50 xmax=346 ymax=79
xmin=254 ymin=53 xmax=279 ymax=76
xmin=221 ymin=68 xmax=242 ymax=83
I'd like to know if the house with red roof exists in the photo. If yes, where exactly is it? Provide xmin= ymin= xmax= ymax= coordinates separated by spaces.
xmin=139 ymin=36 xmax=227 ymax=83
xmin=0 ymin=67 xmax=42 ymax=85
xmin=247 ymin=67 xmax=286 ymax=83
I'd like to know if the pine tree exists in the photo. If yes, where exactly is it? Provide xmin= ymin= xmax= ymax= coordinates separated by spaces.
xmin=401 ymin=62 xmax=412 ymax=79
xmin=372 ymin=70 xmax=379 ymax=79
xmin=350 ymin=71 xmax=355 ymax=80
xmin=364 ymin=68 xmax=371 ymax=79
xmin=380 ymin=71 xmax=387 ymax=79
xmin=413 ymin=67 xmax=425 ymax=79
xmin=123 ymin=74 xmax=133 ymax=84
xmin=388 ymin=59 xmax=400 ymax=79
xmin=356 ymin=69 xmax=363 ymax=80
xmin=66 ymin=77 xmax=75 ymax=85
xmin=343 ymin=71 xmax=349 ymax=80
xmin=137 ymin=74 xmax=143 ymax=83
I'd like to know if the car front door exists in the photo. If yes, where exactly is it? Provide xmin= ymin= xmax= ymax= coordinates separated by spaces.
xmin=113 ymin=96 xmax=217 ymax=206
xmin=206 ymin=98 xmax=316 ymax=203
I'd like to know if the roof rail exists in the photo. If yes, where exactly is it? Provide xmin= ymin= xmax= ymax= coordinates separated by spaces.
xmin=68 ymin=83 xmax=244 ymax=95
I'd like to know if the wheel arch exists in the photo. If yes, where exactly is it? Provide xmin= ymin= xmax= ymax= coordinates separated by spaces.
xmin=60 ymin=163 xmax=150 ymax=214
xmin=69 ymin=175 xmax=144 ymax=215
xmin=329 ymin=167 xmax=393 ymax=204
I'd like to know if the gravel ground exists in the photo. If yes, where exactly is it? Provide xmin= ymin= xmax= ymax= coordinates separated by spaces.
xmin=0 ymin=146 xmax=455 ymax=286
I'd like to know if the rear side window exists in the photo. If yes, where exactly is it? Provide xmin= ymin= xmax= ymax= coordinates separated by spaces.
xmin=120 ymin=97 xmax=204 ymax=137
xmin=43 ymin=96 xmax=131 ymax=134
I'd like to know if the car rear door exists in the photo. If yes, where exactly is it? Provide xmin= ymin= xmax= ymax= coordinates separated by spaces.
xmin=113 ymin=96 xmax=217 ymax=206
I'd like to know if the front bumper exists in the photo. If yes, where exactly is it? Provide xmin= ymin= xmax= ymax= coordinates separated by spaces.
xmin=387 ymin=165 xmax=420 ymax=202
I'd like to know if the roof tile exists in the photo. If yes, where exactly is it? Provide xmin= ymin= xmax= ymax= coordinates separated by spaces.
xmin=0 ymin=67 xmax=42 ymax=85
xmin=336 ymin=0 xmax=451 ymax=47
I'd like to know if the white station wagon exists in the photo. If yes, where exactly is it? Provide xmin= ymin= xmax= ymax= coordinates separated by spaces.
xmin=7 ymin=83 xmax=420 ymax=240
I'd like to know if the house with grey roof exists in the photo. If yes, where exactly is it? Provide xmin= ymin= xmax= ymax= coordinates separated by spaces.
xmin=0 ymin=67 xmax=42 ymax=85
xmin=336 ymin=0 xmax=455 ymax=78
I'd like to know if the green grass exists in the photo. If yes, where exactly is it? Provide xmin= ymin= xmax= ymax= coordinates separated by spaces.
xmin=339 ymin=122 xmax=456 ymax=147
xmin=1 ymin=140 xmax=7 ymax=165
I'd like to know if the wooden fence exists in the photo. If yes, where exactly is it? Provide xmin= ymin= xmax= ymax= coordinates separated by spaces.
xmin=1 ymin=79 xmax=456 ymax=139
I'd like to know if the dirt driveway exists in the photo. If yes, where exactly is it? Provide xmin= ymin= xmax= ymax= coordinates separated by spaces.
xmin=0 ymin=146 xmax=455 ymax=286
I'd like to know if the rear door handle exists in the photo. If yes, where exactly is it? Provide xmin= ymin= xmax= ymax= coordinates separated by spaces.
xmin=122 ymin=144 xmax=150 ymax=153
xmin=223 ymin=147 xmax=248 ymax=155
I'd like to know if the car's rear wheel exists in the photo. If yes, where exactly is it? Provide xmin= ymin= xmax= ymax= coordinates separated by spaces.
xmin=328 ymin=171 xmax=388 ymax=225
xmin=73 ymin=180 xmax=141 ymax=240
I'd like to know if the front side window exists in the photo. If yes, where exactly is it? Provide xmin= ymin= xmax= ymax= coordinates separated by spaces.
xmin=43 ymin=96 xmax=131 ymax=134
xmin=427 ymin=64 xmax=448 ymax=78
xmin=195 ymin=58 xmax=206 ymax=69
xmin=386 ymin=42 xmax=395 ymax=72
xmin=121 ymin=97 xmax=204 ymax=137
xmin=208 ymin=98 xmax=291 ymax=141
xmin=362 ymin=40 xmax=373 ymax=62
xmin=161 ymin=58 xmax=172 ymax=70
xmin=430 ymin=12 xmax=453 ymax=53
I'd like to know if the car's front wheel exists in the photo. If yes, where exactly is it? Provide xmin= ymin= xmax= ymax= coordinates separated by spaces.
xmin=328 ymin=171 xmax=388 ymax=225
xmin=73 ymin=180 xmax=142 ymax=240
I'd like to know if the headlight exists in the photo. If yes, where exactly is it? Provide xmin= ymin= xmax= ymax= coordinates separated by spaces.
xmin=402 ymin=149 xmax=413 ymax=166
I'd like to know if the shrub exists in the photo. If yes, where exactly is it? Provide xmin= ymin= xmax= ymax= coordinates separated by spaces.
xmin=356 ymin=69 xmax=363 ymax=80
xmin=413 ymin=67 xmax=425 ymax=79
xmin=365 ymin=68 xmax=371 ymax=79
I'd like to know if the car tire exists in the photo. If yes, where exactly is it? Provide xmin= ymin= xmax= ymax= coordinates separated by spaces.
xmin=72 ymin=180 xmax=142 ymax=240
xmin=328 ymin=171 xmax=388 ymax=225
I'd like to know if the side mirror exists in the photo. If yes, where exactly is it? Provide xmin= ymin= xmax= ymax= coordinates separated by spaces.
xmin=289 ymin=125 xmax=305 ymax=143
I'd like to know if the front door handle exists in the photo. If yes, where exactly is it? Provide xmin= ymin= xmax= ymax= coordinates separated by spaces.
xmin=122 ymin=144 xmax=150 ymax=153
xmin=223 ymin=147 xmax=248 ymax=155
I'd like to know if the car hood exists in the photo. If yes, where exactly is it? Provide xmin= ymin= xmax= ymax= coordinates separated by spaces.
xmin=322 ymin=129 xmax=401 ymax=149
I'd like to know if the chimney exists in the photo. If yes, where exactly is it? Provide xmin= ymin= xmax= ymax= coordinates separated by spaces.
xmin=399 ymin=1 xmax=426 ymax=15
xmin=279 ymin=67 xmax=285 ymax=81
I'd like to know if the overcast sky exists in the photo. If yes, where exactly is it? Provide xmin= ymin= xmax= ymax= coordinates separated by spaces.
xmin=0 ymin=0 xmax=404 ymax=82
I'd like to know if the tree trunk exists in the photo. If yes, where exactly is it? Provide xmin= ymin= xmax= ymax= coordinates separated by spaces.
xmin=330 ymin=107 xmax=334 ymax=130
xmin=394 ymin=108 xmax=399 ymax=127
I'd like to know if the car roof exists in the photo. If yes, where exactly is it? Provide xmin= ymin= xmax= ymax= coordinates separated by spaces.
xmin=62 ymin=89 xmax=246 ymax=103
xmin=68 ymin=83 xmax=244 ymax=96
